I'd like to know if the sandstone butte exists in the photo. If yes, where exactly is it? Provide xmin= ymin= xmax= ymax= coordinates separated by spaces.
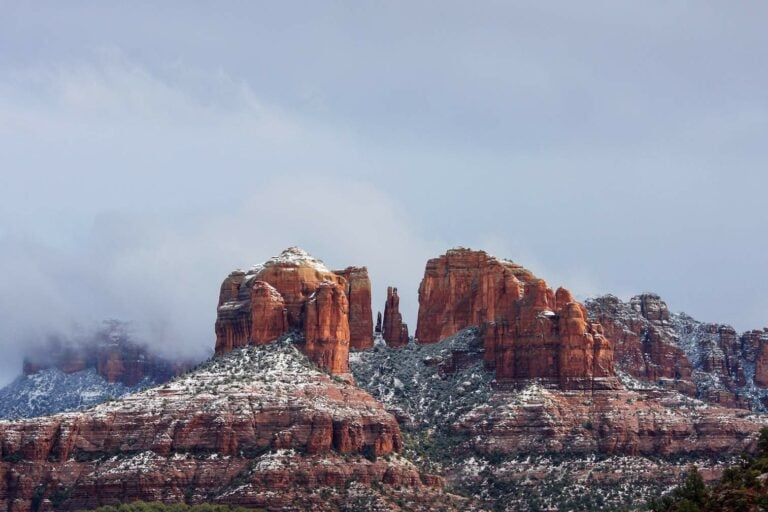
xmin=214 ymin=247 xmax=375 ymax=374
xmin=382 ymin=286 xmax=409 ymax=348
xmin=415 ymin=248 xmax=618 ymax=390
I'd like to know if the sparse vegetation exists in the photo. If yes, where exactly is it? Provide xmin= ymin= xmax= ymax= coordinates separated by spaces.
xmin=648 ymin=427 xmax=768 ymax=512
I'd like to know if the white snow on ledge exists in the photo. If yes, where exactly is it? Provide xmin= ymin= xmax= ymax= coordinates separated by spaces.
xmin=262 ymin=247 xmax=330 ymax=272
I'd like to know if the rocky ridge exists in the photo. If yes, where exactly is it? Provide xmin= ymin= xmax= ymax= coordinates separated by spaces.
xmin=587 ymin=293 xmax=768 ymax=410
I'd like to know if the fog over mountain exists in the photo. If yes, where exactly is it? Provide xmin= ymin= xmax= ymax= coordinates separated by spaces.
xmin=1 ymin=2 xmax=767 ymax=386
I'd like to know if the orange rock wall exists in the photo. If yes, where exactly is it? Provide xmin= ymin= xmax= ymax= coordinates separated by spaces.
xmin=334 ymin=267 xmax=374 ymax=350
xmin=303 ymin=282 xmax=351 ymax=374
xmin=416 ymin=248 xmax=618 ymax=389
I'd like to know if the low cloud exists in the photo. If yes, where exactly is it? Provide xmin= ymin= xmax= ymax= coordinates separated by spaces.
xmin=0 ymin=177 xmax=440 ymax=385
xmin=2 ymin=36 xmax=767 ymax=385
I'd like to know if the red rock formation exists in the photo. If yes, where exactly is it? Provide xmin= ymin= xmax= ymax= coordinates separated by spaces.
xmin=334 ymin=266 xmax=374 ymax=350
xmin=214 ymin=270 xmax=252 ymax=354
xmin=587 ymin=294 xmax=696 ymax=396
xmin=256 ymin=249 xmax=345 ymax=328
xmin=747 ymin=329 xmax=768 ymax=387
xmin=215 ymin=248 xmax=369 ymax=374
xmin=416 ymin=249 xmax=618 ymax=389
xmin=383 ymin=287 xmax=409 ymax=348
xmin=249 ymin=281 xmax=287 ymax=345
xmin=22 ymin=323 xmax=192 ymax=387
xmin=0 ymin=343 xmax=455 ymax=511
xmin=416 ymin=248 xmax=532 ymax=344
xmin=375 ymin=312 xmax=382 ymax=333
xmin=585 ymin=294 xmax=768 ymax=407
xmin=454 ymin=385 xmax=764 ymax=457
xmin=303 ymin=282 xmax=351 ymax=374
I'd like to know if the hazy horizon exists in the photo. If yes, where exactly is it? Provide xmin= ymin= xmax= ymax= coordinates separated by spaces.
xmin=1 ymin=2 xmax=767 ymax=385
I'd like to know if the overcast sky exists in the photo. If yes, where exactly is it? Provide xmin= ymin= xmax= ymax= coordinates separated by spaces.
xmin=1 ymin=1 xmax=767 ymax=385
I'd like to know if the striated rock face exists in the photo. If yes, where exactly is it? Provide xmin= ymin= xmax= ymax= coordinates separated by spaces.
xmin=354 ymin=328 xmax=766 ymax=459
xmin=303 ymin=282 xmax=351 ymax=374
xmin=334 ymin=266 xmax=374 ymax=350
xmin=249 ymin=281 xmax=287 ymax=345
xmin=0 ymin=340 xmax=455 ymax=512
xmin=23 ymin=322 xmax=192 ymax=387
xmin=455 ymin=384 xmax=765 ymax=457
xmin=383 ymin=287 xmax=409 ymax=348
xmin=253 ymin=249 xmax=345 ymax=328
xmin=416 ymin=248 xmax=619 ymax=389
xmin=215 ymin=248 xmax=373 ymax=373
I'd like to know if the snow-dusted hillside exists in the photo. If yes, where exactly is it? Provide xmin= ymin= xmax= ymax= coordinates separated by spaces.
xmin=0 ymin=368 xmax=156 ymax=419
xmin=349 ymin=329 xmax=761 ymax=511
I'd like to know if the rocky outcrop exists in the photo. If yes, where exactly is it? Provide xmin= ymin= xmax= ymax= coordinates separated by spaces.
xmin=375 ymin=312 xmax=382 ymax=334
xmin=22 ymin=322 xmax=192 ymax=387
xmin=416 ymin=248 xmax=618 ymax=389
xmin=586 ymin=293 xmax=768 ymax=409
xmin=0 ymin=341 xmax=454 ymax=512
xmin=303 ymin=282 xmax=350 ymax=374
xmin=254 ymin=249 xmax=346 ymax=328
xmin=334 ymin=266 xmax=374 ymax=350
xmin=587 ymin=294 xmax=696 ymax=395
xmin=383 ymin=287 xmax=409 ymax=348
xmin=214 ymin=248 xmax=372 ymax=373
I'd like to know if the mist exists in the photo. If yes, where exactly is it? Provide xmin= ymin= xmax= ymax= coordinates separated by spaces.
xmin=2 ymin=2 xmax=768 ymax=386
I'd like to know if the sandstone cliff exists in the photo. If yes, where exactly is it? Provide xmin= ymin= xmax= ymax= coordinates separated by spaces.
xmin=214 ymin=248 xmax=373 ymax=373
xmin=302 ymin=281 xmax=350 ymax=374
xmin=351 ymin=327 xmax=768 ymax=511
xmin=334 ymin=266 xmax=374 ymax=350
xmin=415 ymin=248 xmax=619 ymax=390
